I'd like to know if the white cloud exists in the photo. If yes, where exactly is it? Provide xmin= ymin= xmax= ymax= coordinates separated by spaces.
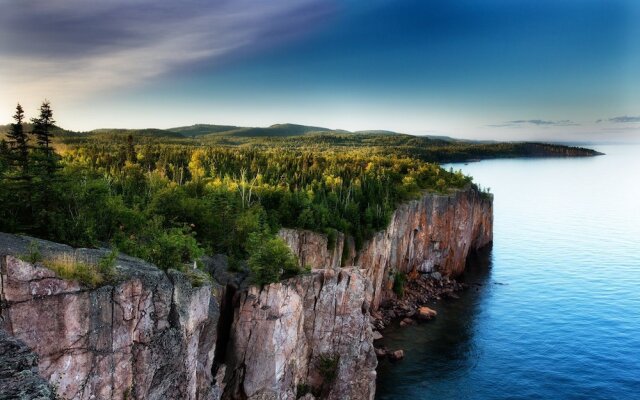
xmin=0 ymin=0 xmax=333 ymax=107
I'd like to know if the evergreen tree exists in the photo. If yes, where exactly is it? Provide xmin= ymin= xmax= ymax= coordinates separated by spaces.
xmin=31 ymin=100 xmax=57 ymax=176
xmin=2 ymin=104 xmax=34 ymax=231
xmin=0 ymin=140 xmax=8 ymax=176
xmin=6 ymin=103 xmax=30 ymax=177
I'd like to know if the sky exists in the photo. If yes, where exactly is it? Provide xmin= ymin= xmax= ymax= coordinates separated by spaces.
xmin=1 ymin=0 xmax=639 ymax=142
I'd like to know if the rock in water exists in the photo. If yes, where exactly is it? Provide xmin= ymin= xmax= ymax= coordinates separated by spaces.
xmin=417 ymin=306 xmax=438 ymax=320
xmin=388 ymin=350 xmax=405 ymax=361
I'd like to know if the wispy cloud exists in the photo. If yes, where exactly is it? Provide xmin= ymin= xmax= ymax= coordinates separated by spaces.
xmin=487 ymin=119 xmax=579 ymax=128
xmin=596 ymin=116 xmax=640 ymax=123
xmin=0 ymin=0 xmax=334 ymax=102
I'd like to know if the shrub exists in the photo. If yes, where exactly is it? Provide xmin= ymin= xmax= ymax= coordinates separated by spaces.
xmin=98 ymin=248 xmax=118 ymax=280
xmin=146 ymin=227 xmax=204 ymax=271
xmin=247 ymin=231 xmax=302 ymax=286
xmin=325 ymin=228 xmax=338 ymax=251
xmin=393 ymin=271 xmax=406 ymax=298
xmin=183 ymin=266 xmax=213 ymax=287
xmin=21 ymin=241 xmax=42 ymax=264
xmin=316 ymin=352 xmax=340 ymax=384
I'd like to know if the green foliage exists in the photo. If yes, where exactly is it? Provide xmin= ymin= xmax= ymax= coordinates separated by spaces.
xmin=393 ymin=271 xmax=407 ymax=298
xmin=6 ymin=103 xmax=564 ymax=277
xmin=247 ymin=231 xmax=303 ymax=286
xmin=325 ymin=228 xmax=338 ymax=251
xmin=316 ymin=352 xmax=340 ymax=384
xmin=42 ymin=254 xmax=104 ymax=288
xmin=117 ymin=224 xmax=204 ymax=271
xmin=183 ymin=267 xmax=213 ymax=287
xmin=98 ymin=248 xmax=118 ymax=280
xmin=20 ymin=241 xmax=42 ymax=264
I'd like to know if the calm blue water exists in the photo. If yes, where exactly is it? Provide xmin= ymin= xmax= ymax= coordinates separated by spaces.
xmin=376 ymin=144 xmax=640 ymax=400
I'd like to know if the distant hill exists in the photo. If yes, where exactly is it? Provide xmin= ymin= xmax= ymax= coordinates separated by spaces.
xmin=87 ymin=128 xmax=185 ymax=138
xmin=200 ymin=123 xmax=335 ymax=138
xmin=168 ymin=124 xmax=239 ymax=137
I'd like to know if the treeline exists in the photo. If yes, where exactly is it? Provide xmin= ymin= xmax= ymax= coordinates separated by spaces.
xmin=0 ymin=103 xmax=474 ymax=284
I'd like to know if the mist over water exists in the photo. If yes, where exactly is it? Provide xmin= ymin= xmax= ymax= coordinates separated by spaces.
xmin=376 ymin=144 xmax=640 ymax=400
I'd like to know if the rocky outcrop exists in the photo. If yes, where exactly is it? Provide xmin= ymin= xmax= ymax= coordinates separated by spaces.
xmin=278 ymin=229 xmax=346 ymax=270
xmin=279 ymin=188 xmax=493 ymax=309
xmin=0 ymin=233 xmax=221 ymax=400
xmin=0 ymin=187 xmax=492 ymax=400
xmin=357 ymin=188 xmax=493 ymax=308
xmin=0 ymin=329 xmax=57 ymax=400
xmin=223 ymin=268 xmax=377 ymax=400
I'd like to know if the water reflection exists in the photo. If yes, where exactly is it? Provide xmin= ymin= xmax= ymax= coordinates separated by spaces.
xmin=376 ymin=247 xmax=493 ymax=398
xmin=376 ymin=145 xmax=640 ymax=399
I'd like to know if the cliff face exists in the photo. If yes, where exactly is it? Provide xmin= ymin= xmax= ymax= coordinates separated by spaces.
xmin=0 ymin=234 xmax=222 ymax=400
xmin=357 ymin=188 xmax=493 ymax=308
xmin=0 ymin=329 xmax=57 ymax=400
xmin=223 ymin=268 xmax=377 ymax=400
xmin=0 ymin=187 xmax=492 ymax=400
xmin=278 ymin=229 xmax=346 ymax=270
xmin=279 ymin=188 xmax=493 ymax=309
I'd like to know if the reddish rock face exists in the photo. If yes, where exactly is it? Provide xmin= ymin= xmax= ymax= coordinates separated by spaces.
xmin=0 ymin=237 xmax=222 ymax=400
xmin=223 ymin=268 xmax=377 ymax=400
xmin=279 ymin=188 xmax=493 ymax=309
xmin=357 ymin=188 xmax=492 ymax=308
xmin=278 ymin=228 xmax=345 ymax=270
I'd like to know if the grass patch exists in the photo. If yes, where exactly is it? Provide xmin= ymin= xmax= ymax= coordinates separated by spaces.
xmin=183 ymin=265 xmax=213 ymax=287
xmin=41 ymin=250 xmax=120 ymax=288
xmin=43 ymin=254 xmax=104 ymax=287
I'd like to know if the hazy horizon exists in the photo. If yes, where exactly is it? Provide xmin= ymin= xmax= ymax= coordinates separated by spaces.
xmin=1 ymin=0 xmax=639 ymax=142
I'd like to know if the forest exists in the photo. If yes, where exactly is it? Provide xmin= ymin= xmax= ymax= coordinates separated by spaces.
xmin=0 ymin=103 xmax=596 ymax=285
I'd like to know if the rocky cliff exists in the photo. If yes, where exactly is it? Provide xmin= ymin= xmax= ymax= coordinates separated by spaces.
xmin=278 ymin=188 xmax=493 ymax=309
xmin=278 ymin=229 xmax=349 ymax=270
xmin=0 ymin=235 xmax=377 ymax=400
xmin=0 ymin=187 xmax=492 ymax=400
xmin=0 ymin=329 xmax=57 ymax=400
xmin=358 ymin=188 xmax=493 ymax=308
xmin=222 ymin=268 xmax=376 ymax=400
xmin=0 ymin=234 xmax=222 ymax=400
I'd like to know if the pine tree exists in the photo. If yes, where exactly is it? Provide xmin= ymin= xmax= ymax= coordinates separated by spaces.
xmin=3 ymin=103 xmax=34 ymax=231
xmin=0 ymin=140 xmax=8 ymax=176
xmin=6 ymin=103 xmax=30 ymax=177
xmin=31 ymin=100 xmax=56 ymax=176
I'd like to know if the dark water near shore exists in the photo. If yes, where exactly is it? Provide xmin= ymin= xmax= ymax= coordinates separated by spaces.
xmin=376 ymin=144 xmax=640 ymax=400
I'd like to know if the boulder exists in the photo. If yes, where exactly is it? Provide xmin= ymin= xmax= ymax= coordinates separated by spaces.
xmin=417 ymin=306 xmax=438 ymax=320
xmin=388 ymin=350 xmax=404 ymax=361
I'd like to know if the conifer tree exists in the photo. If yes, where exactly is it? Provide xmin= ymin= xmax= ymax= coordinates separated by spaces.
xmin=31 ymin=100 xmax=56 ymax=176
xmin=6 ymin=103 xmax=30 ymax=177
xmin=3 ymin=103 xmax=34 ymax=231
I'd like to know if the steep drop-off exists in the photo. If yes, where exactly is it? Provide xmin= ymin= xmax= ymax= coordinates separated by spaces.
xmin=358 ymin=188 xmax=493 ymax=308
xmin=281 ymin=188 xmax=493 ymax=309
xmin=0 ymin=187 xmax=492 ymax=400
xmin=223 ymin=268 xmax=376 ymax=400
xmin=0 ymin=234 xmax=222 ymax=400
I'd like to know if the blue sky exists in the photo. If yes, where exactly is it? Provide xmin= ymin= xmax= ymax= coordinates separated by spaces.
xmin=1 ymin=0 xmax=639 ymax=141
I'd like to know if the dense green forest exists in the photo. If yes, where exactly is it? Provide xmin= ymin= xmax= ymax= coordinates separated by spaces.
xmin=0 ymin=103 xmax=599 ymax=284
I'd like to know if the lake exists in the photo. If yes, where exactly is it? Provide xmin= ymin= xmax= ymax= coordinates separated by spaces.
xmin=375 ymin=144 xmax=640 ymax=400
